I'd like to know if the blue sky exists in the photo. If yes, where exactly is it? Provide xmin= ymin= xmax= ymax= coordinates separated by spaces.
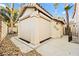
xmin=40 ymin=3 xmax=74 ymax=18
xmin=2 ymin=3 xmax=74 ymax=18
xmin=14 ymin=3 xmax=74 ymax=18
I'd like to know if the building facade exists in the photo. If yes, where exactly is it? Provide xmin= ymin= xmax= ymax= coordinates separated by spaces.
xmin=71 ymin=3 xmax=79 ymax=37
xmin=18 ymin=3 xmax=64 ymax=45
xmin=0 ymin=15 xmax=7 ymax=44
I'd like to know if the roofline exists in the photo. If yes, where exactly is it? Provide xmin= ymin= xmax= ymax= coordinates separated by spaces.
xmin=19 ymin=3 xmax=64 ymax=24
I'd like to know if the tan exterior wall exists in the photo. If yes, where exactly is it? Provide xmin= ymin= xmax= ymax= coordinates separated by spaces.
xmin=19 ymin=8 xmax=35 ymax=20
xmin=0 ymin=20 xmax=2 ymax=41
xmin=0 ymin=21 xmax=7 ymax=43
xmin=18 ymin=17 xmax=51 ymax=45
xmin=71 ymin=4 xmax=79 ymax=36
xmin=18 ymin=7 xmax=64 ymax=45
xmin=1 ymin=21 xmax=7 ymax=39
xmin=35 ymin=17 xmax=51 ymax=42
xmin=51 ymin=20 xmax=64 ymax=38
xmin=18 ymin=16 xmax=64 ymax=45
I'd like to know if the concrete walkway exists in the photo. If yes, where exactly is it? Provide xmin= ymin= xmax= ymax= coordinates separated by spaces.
xmin=10 ymin=37 xmax=33 ymax=53
xmin=36 ymin=36 xmax=79 ymax=56
xmin=10 ymin=36 xmax=79 ymax=56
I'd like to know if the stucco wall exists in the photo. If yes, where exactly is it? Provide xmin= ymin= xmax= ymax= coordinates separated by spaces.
xmin=1 ymin=21 xmax=7 ymax=41
xmin=18 ymin=17 xmax=51 ymax=45
xmin=51 ymin=20 xmax=63 ymax=38
xmin=72 ymin=4 xmax=79 ymax=36
xmin=18 ymin=16 xmax=64 ymax=45
xmin=19 ymin=8 xmax=35 ymax=20
xmin=35 ymin=17 xmax=51 ymax=42
xmin=18 ymin=7 xmax=64 ymax=45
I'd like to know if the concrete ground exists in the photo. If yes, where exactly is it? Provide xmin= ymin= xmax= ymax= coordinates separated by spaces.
xmin=10 ymin=35 xmax=79 ymax=56
xmin=36 ymin=36 xmax=79 ymax=56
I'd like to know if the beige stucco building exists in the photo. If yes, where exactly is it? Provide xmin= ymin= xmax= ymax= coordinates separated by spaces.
xmin=0 ymin=15 xmax=7 ymax=43
xmin=18 ymin=3 xmax=64 ymax=45
xmin=71 ymin=3 xmax=79 ymax=37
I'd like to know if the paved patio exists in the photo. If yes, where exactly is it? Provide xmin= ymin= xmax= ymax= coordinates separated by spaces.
xmin=36 ymin=36 xmax=79 ymax=56
xmin=10 ymin=35 xmax=79 ymax=56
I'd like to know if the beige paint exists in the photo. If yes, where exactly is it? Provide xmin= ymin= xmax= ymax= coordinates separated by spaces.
xmin=0 ymin=21 xmax=7 ymax=43
xmin=18 ymin=6 xmax=64 ymax=45
xmin=18 ymin=16 xmax=51 ymax=45
xmin=19 ymin=8 xmax=35 ymax=20
xmin=35 ymin=17 xmax=51 ymax=42
xmin=51 ymin=20 xmax=64 ymax=38
xmin=18 ymin=17 xmax=64 ymax=45
xmin=71 ymin=4 xmax=79 ymax=36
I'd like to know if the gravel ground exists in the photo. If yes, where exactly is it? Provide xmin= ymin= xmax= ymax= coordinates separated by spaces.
xmin=0 ymin=34 xmax=41 ymax=56
xmin=0 ymin=35 xmax=22 ymax=56
xmin=22 ymin=50 xmax=41 ymax=56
